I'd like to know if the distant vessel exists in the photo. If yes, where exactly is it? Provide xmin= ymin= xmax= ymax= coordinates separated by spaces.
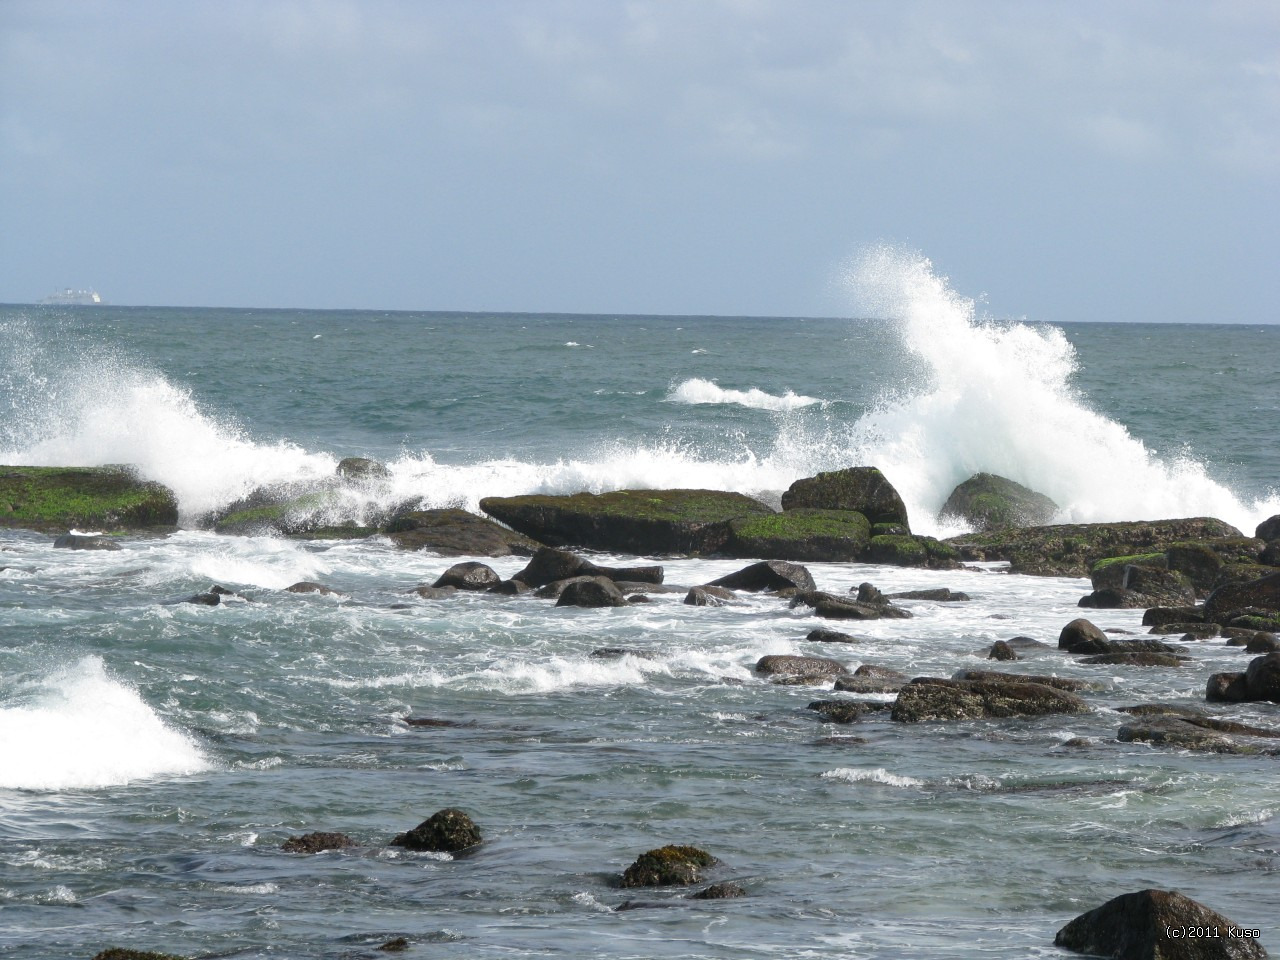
xmin=40 ymin=288 xmax=103 ymax=305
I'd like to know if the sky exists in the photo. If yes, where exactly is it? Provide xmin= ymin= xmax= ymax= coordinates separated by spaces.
xmin=1 ymin=0 xmax=1277 ymax=322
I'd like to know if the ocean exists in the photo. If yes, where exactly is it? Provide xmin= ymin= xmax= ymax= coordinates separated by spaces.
xmin=1 ymin=251 xmax=1278 ymax=958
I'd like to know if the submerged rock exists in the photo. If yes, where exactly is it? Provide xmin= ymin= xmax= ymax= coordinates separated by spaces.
xmin=689 ymin=882 xmax=746 ymax=900
xmin=1054 ymin=888 xmax=1268 ymax=959
xmin=620 ymin=845 xmax=717 ymax=887
xmin=390 ymin=808 xmax=481 ymax=853
xmin=53 ymin=532 xmax=123 ymax=551
xmin=938 ymin=473 xmax=1058 ymax=531
xmin=281 ymin=831 xmax=356 ymax=854
xmin=284 ymin=581 xmax=342 ymax=596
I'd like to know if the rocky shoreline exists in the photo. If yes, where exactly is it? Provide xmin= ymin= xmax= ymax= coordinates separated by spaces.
xmin=8 ymin=460 xmax=1280 ymax=958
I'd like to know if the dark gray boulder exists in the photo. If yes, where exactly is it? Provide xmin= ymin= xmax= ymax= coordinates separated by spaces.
xmin=1058 ymin=618 xmax=1109 ymax=653
xmin=1256 ymin=515 xmax=1280 ymax=542
xmin=1205 ymin=572 xmax=1280 ymax=624
xmin=708 ymin=560 xmax=815 ymax=593
xmin=383 ymin=508 xmax=540 ymax=557
xmin=53 ymin=533 xmax=123 ymax=551
xmin=556 ymin=577 xmax=630 ymax=608
xmin=780 ymin=467 xmax=910 ymax=528
xmin=390 ymin=808 xmax=481 ymax=853
xmin=620 ymin=845 xmax=717 ymax=888
xmin=281 ymin=831 xmax=356 ymax=854
xmin=511 ymin=546 xmax=663 ymax=588
xmin=891 ymin=677 xmax=1088 ymax=723
xmin=1054 ymin=888 xmax=1267 ymax=959
xmin=335 ymin=457 xmax=389 ymax=481
xmin=684 ymin=585 xmax=737 ymax=606
xmin=432 ymin=561 xmax=501 ymax=591
xmin=754 ymin=654 xmax=850 ymax=681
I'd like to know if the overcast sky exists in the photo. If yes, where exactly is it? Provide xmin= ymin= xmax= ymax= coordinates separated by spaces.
xmin=2 ymin=1 xmax=1277 ymax=322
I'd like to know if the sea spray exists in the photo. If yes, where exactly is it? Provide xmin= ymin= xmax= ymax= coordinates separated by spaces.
xmin=839 ymin=245 xmax=1279 ymax=535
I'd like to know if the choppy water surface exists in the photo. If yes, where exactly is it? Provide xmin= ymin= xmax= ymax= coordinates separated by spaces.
xmin=1 ymin=251 xmax=1278 ymax=957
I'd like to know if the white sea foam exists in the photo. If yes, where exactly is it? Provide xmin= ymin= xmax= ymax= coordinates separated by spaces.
xmin=821 ymin=767 xmax=924 ymax=788
xmin=666 ymin=378 xmax=822 ymax=411
xmin=0 ymin=657 xmax=210 ymax=790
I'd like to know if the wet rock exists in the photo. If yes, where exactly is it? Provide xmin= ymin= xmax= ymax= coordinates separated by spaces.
xmin=1255 ymin=514 xmax=1280 ymax=542
xmin=938 ymin=472 xmax=1057 ymax=531
xmin=489 ymin=579 xmax=533 ymax=595
xmin=951 ymin=670 xmax=1089 ymax=692
xmin=284 ymin=580 xmax=342 ymax=595
xmin=1054 ymin=888 xmax=1268 ymax=959
xmin=806 ymin=628 xmax=861 ymax=643
xmin=1244 ymin=651 xmax=1280 ymax=702
xmin=404 ymin=716 xmax=473 ymax=728
xmin=1143 ymin=605 xmax=1205 ymax=627
xmin=781 ymin=466 xmax=910 ymax=527
xmin=708 ymin=559 xmax=815 ymax=593
xmin=987 ymin=640 xmax=1020 ymax=661
xmin=377 ymin=939 xmax=410 ymax=953
xmin=0 ymin=465 xmax=179 ymax=534
xmin=1245 ymin=634 xmax=1280 ymax=653
xmin=853 ymin=664 xmax=908 ymax=680
xmin=183 ymin=592 xmax=222 ymax=606
xmin=53 ymin=533 xmax=122 ymax=551
xmin=891 ymin=677 xmax=1089 ymax=723
xmin=1205 ymin=571 xmax=1280 ymax=624
xmin=335 ymin=457 xmax=390 ymax=481
xmin=863 ymin=533 xmax=961 ymax=570
xmin=723 ymin=508 xmax=871 ymax=562
xmin=1206 ymin=672 xmax=1250 ymax=703
xmin=887 ymin=587 xmax=971 ymax=601
xmin=432 ymin=561 xmax=501 ymax=591
xmin=411 ymin=584 xmax=457 ymax=599
xmin=556 ymin=576 xmax=630 ymax=608
xmin=1081 ymin=652 xmax=1188 ymax=667
xmin=833 ymin=675 xmax=905 ymax=694
xmin=1117 ymin=704 xmax=1280 ymax=740
xmin=620 ymin=845 xmax=717 ymax=887
xmin=1058 ymin=618 xmax=1109 ymax=653
xmin=480 ymin=489 xmax=771 ymax=556
xmin=791 ymin=590 xmax=912 ymax=621
xmin=813 ymin=734 xmax=869 ymax=746
xmin=806 ymin=699 xmax=869 ymax=723
xmin=689 ymin=882 xmax=746 ymax=900
xmin=684 ymin=585 xmax=738 ymax=606
xmin=590 ymin=647 xmax=652 ymax=660
xmin=390 ymin=808 xmax=481 ymax=853
xmin=510 ymin=546 xmax=664 ymax=588
xmin=754 ymin=654 xmax=849 ymax=682
xmin=281 ymin=831 xmax=356 ymax=854
xmin=1149 ymin=622 xmax=1220 ymax=639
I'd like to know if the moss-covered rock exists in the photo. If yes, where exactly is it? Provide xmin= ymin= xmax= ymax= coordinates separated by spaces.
xmin=0 ymin=465 xmax=177 ymax=533
xmin=780 ymin=467 xmax=909 ymax=528
xmin=1205 ymin=571 xmax=1280 ymax=623
xmin=947 ymin=517 xmax=1242 ymax=578
xmin=479 ymin=489 xmax=772 ymax=556
xmin=724 ymin=508 xmax=870 ymax=561
xmin=620 ymin=845 xmax=718 ymax=887
xmin=383 ymin=508 xmax=540 ymax=556
xmin=938 ymin=473 xmax=1058 ymax=531
xmin=891 ymin=677 xmax=1088 ymax=723
xmin=864 ymin=534 xmax=960 ymax=569
xmin=390 ymin=808 xmax=481 ymax=853
xmin=1089 ymin=553 xmax=1167 ymax=592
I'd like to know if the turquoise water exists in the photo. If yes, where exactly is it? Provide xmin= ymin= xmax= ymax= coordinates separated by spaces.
xmin=1 ymin=254 xmax=1278 ymax=958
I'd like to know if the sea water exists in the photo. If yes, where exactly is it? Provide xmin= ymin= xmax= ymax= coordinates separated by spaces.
xmin=1 ymin=251 xmax=1278 ymax=958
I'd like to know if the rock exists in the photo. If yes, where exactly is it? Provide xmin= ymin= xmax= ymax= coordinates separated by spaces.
xmin=854 ymin=664 xmax=908 ymax=680
xmin=1003 ymin=636 xmax=1052 ymax=652
xmin=480 ymin=489 xmax=772 ymax=556
xmin=284 ymin=581 xmax=342 ymax=595
xmin=1117 ymin=704 xmax=1280 ymax=740
xmin=684 ymin=585 xmax=737 ymax=606
xmin=1081 ymin=562 xmax=1196 ymax=609
xmin=1143 ymin=606 xmax=1205 ymax=627
xmin=689 ymin=882 xmax=745 ymax=900
xmin=390 ymin=808 xmax=481 ymax=853
xmin=807 ymin=628 xmax=860 ymax=643
xmin=1205 ymin=572 xmax=1280 ymax=624
xmin=988 ymin=640 xmax=1019 ymax=661
xmin=1080 ymin=652 xmax=1187 ymax=667
xmin=620 ymin=845 xmax=717 ymax=887
xmin=948 ymin=517 xmax=1242 ymax=578
xmin=383 ymin=508 xmax=540 ymax=556
xmin=509 ymin=546 xmax=664 ymax=588
xmin=1058 ymin=618 xmax=1109 ymax=653
xmin=938 ymin=473 xmax=1058 ymax=531
xmin=708 ymin=559 xmax=816 ymax=593
xmin=432 ymin=561 xmax=501 ymax=591
xmin=1244 ymin=651 xmax=1280 ymax=702
xmin=754 ymin=654 xmax=850 ymax=681
xmin=335 ymin=457 xmax=389 ymax=481
xmin=724 ymin=508 xmax=871 ymax=562
xmin=791 ymin=590 xmax=912 ymax=621
xmin=377 ymin=939 xmax=410 ymax=953
xmin=489 ymin=579 xmax=533 ymax=595
xmin=53 ymin=532 xmax=124 ymax=551
xmin=1090 ymin=553 xmax=1168 ymax=592
xmin=1054 ymin=888 xmax=1268 ymax=959
xmin=590 ymin=647 xmax=652 ymax=660
xmin=1246 ymin=634 xmax=1280 ymax=653
xmin=1206 ymin=672 xmax=1250 ymax=703
xmin=1149 ymin=622 xmax=1220 ymax=639
xmin=183 ymin=592 xmax=222 ymax=606
xmin=864 ymin=534 xmax=960 ymax=569
xmin=211 ymin=483 xmax=376 ymax=539
xmin=781 ymin=467 xmax=909 ymax=528
xmin=556 ymin=576 xmax=630 ymax=608
xmin=281 ymin=831 xmax=356 ymax=853
xmin=891 ymin=677 xmax=1089 ymax=723
xmin=1165 ymin=541 xmax=1227 ymax=596
xmin=806 ymin=699 xmax=870 ymax=723
xmin=0 ymin=465 xmax=178 ymax=534
xmin=833 ymin=675 xmax=905 ymax=694
xmin=92 ymin=951 xmax=187 ymax=960
xmin=411 ymin=584 xmax=457 ymax=599
xmin=1256 ymin=515 xmax=1280 ymax=542
xmin=887 ymin=588 xmax=971 ymax=602
xmin=951 ymin=670 xmax=1089 ymax=692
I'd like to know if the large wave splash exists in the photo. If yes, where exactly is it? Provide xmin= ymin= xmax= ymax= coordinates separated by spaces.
xmin=841 ymin=245 xmax=1278 ymax=535
xmin=0 ymin=657 xmax=210 ymax=791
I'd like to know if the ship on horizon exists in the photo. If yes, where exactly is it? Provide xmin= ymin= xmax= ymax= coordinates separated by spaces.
xmin=40 ymin=288 xmax=103 ymax=305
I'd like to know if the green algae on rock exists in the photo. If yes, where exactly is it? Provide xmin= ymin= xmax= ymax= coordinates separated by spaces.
xmin=0 ymin=465 xmax=178 ymax=533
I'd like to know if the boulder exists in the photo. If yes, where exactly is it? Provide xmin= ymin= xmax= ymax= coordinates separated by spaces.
xmin=790 ymin=590 xmax=912 ymax=621
xmin=947 ymin=517 xmax=1242 ymax=578
xmin=411 ymin=584 xmax=457 ymax=599
xmin=684 ymin=585 xmax=737 ymax=606
xmin=620 ymin=845 xmax=717 ymax=887
xmin=281 ymin=831 xmax=356 ymax=853
xmin=1080 ymin=652 xmax=1187 ymax=667
xmin=555 ymin=576 xmax=630 ymax=608
xmin=382 ymin=508 xmax=540 ymax=557
xmin=335 ymin=457 xmax=390 ymax=481
xmin=1244 ymin=652 xmax=1280 ymax=702
xmin=724 ymin=508 xmax=870 ymax=562
xmin=284 ymin=581 xmax=342 ymax=596
xmin=1058 ymin=618 xmax=1109 ymax=653
xmin=951 ymin=670 xmax=1089 ymax=692
xmin=1054 ymin=888 xmax=1267 ymax=959
xmin=1204 ymin=572 xmax=1280 ymax=624
xmin=390 ymin=808 xmax=481 ymax=853
xmin=890 ymin=677 xmax=1088 ymax=723
xmin=53 ymin=533 xmax=122 ymax=551
xmin=887 ymin=588 xmax=971 ymax=602
xmin=863 ymin=534 xmax=960 ymax=569
xmin=938 ymin=473 xmax=1058 ymax=531
xmin=754 ymin=654 xmax=850 ymax=681
xmin=708 ymin=560 xmax=815 ymax=593
xmin=780 ymin=467 xmax=910 ymax=528
xmin=0 ymin=465 xmax=178 ymax=533
xmin=432 ymin=561 xmax=501 ymax=591
xmin=1256 ymin=515 xmax=1280 ymax=542
xmin=689 ymin=882 xmax=745 ymax=900
xmin=987 ymin=640 xmax=1019 ymax=661
xmin=479 ymin=489 xmax=772 ymax=556
xmin=833 ymin=674 xmax=905 ymax=694
xmin=1089 ymin=553 xmax=1167 ymax=591
xmin=1143 ymin=606 xmax=1205 ymax=627
xmin=1206 ymin=672 xmax=1251 ymax=703
xmin=807 ymin=628 xmax=861 ymax=643
xmin=806 ymin=699 xmax=870 ymax=723
xmin=510 ymin=546 xmax=663 ymax=588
